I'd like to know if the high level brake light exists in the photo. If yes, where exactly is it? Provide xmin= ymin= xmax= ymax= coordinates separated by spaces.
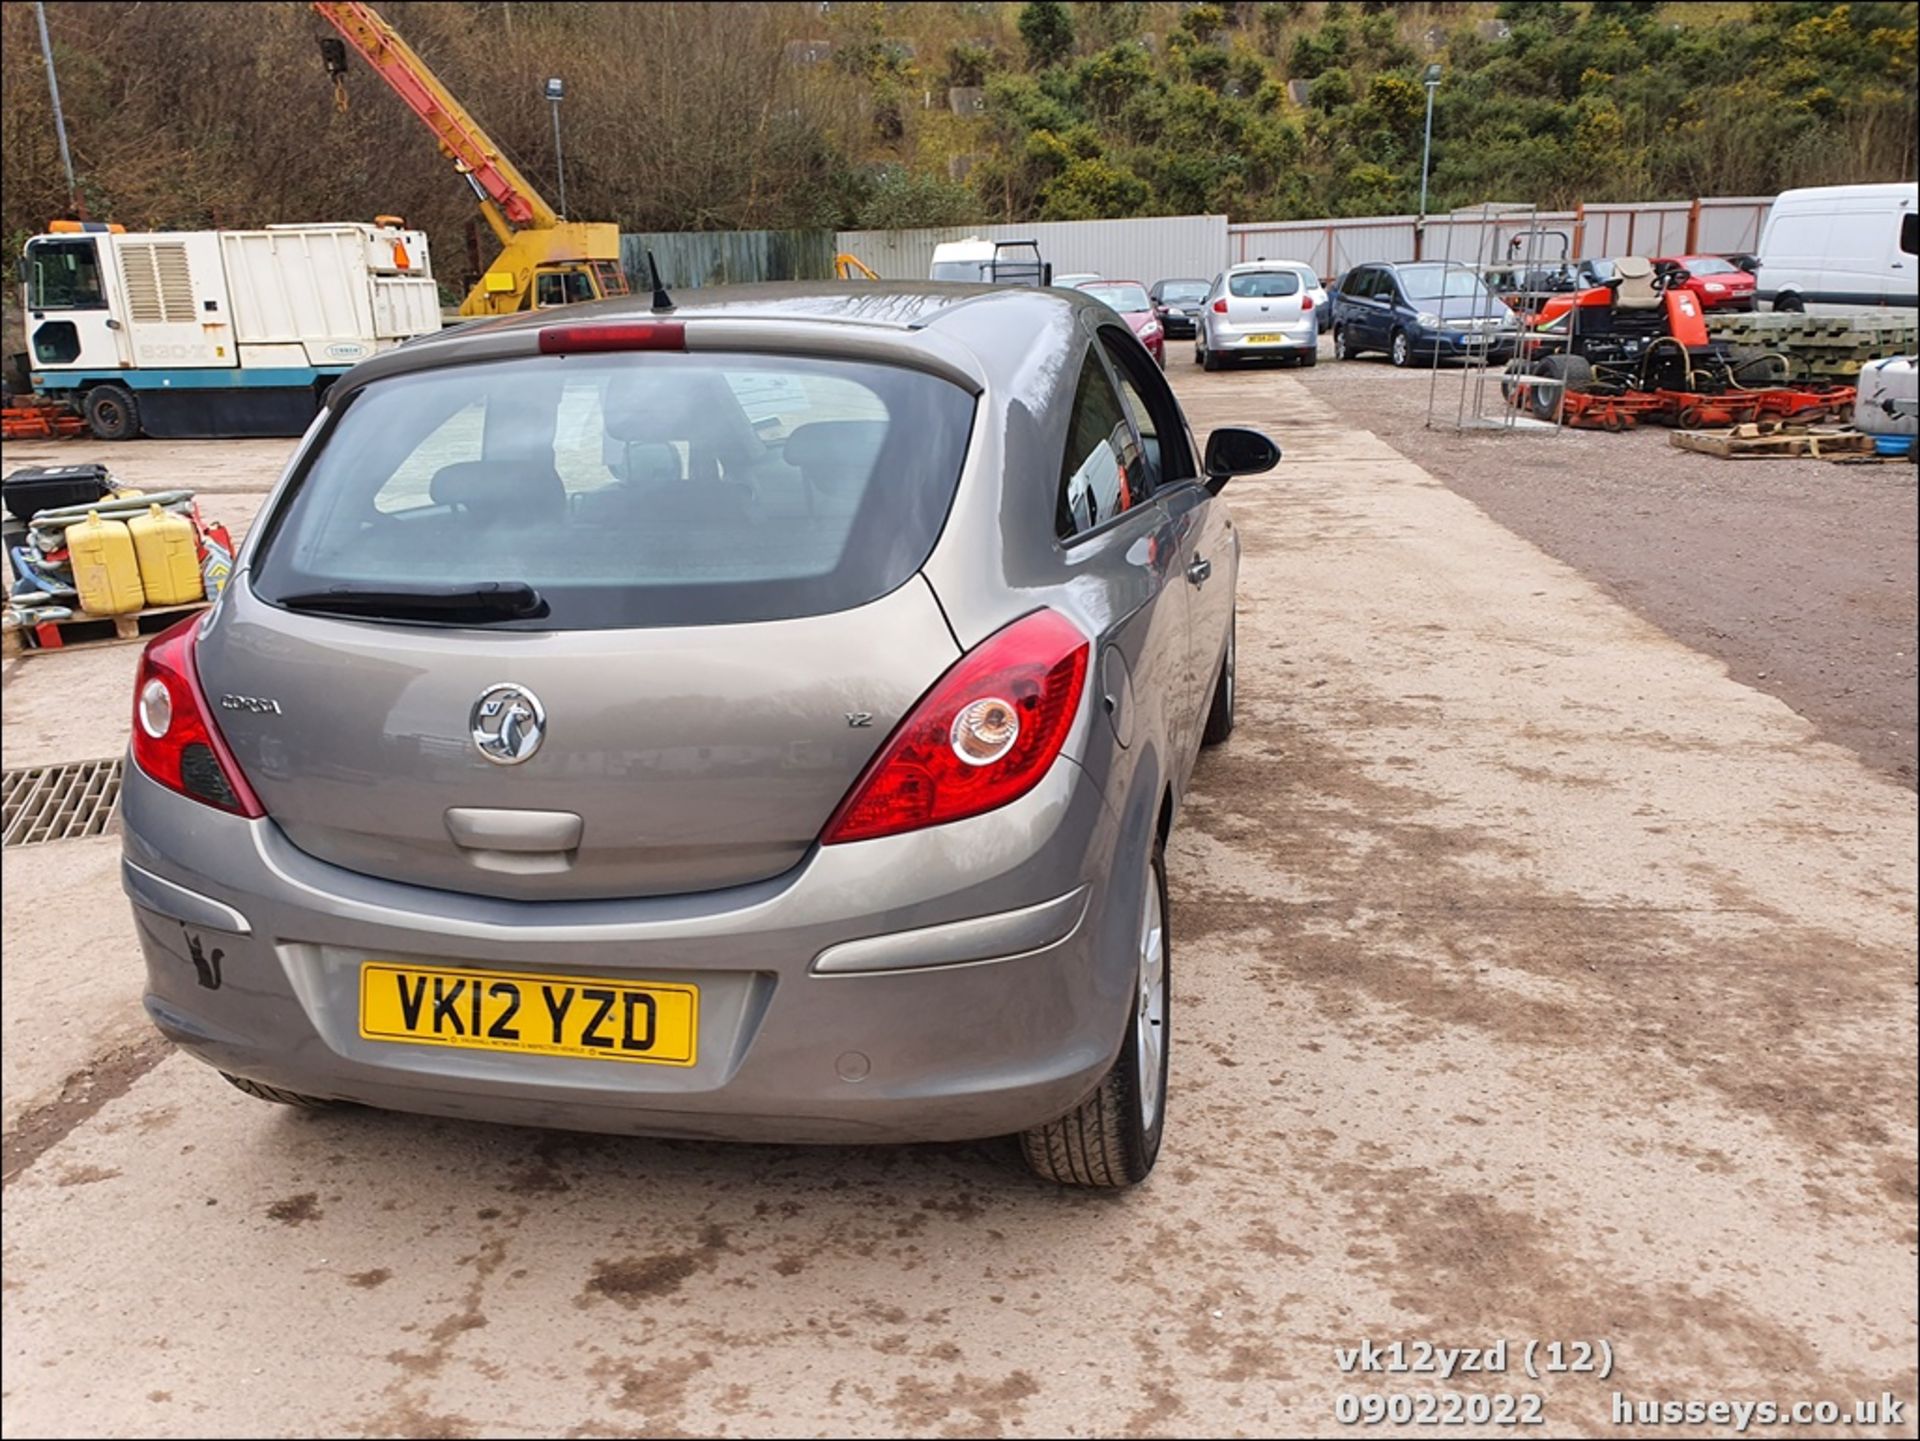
xmin=822 ymin=610 xmax=1090 ymax=844
xmin=131 ymin=617 xmax=264 ymax=818
xmin=537 ymin=322 xmax=686 ymax=354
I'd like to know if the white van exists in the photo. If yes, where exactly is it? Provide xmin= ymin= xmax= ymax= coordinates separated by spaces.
xmin=928 ymin=237 xmax=1051 ymax=287
xmin=1754 ymin=182 xmax=1919 ymax=315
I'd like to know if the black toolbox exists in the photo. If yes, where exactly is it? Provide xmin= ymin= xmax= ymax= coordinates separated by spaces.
xmin=3 ymin=464 xmax=115 ymax=523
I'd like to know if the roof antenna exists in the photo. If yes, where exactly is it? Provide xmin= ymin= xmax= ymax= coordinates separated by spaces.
xmin=646 ymin=250 xmax=675 ymax=314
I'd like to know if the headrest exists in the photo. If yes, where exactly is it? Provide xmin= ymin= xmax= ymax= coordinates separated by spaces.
xmin=429 ymin=460 xmax=563 ymax=519
xmin=782 ymin=421 xmax=888 ymax=492
xmin=602 ymin=370 xmax=741 ymax=446
xmin=1613 ymin=255 xmax=1653 ymax=280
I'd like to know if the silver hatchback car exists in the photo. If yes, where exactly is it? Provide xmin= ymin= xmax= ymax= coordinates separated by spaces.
xmin=121 ymin=284 xmax=1279 ymax=1188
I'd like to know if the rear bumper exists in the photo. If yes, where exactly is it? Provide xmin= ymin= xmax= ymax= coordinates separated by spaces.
xmin=1208 ymin=324 xmax=1317 ymax=355
xmin=120 ymin=757 xmax=1138 ymax=1144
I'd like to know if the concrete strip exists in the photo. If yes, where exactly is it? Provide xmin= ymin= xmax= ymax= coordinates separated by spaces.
xmin=1 ymin=370 xmax=1912 ymax=1436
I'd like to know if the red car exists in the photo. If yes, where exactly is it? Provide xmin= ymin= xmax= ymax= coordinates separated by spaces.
xmin=1074 ymin=280 xmax=1166 ymax=366
xmin=1653 ymin=254 xmax=1757 ymax=311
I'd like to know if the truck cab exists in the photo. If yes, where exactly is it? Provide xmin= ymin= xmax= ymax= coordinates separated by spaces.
xmin=22 ymin=223 xmax=134 ymax=374
xmin=530 ymin=260 xmax=629 ymax=309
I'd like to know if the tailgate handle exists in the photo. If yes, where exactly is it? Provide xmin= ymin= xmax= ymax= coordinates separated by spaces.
xmin=445 ymin=807 xmax=583 ymax=853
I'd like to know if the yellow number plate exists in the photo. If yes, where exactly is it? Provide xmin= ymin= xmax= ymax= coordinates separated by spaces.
xmin=359 ymin=963 xmax=697 ymax=1066
xmin=1246 ymin=333 xmax=1284 ymax=344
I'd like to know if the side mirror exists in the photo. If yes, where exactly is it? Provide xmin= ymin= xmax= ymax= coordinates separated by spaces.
xmin=1203 ymin=426 xmax=1280 ymax=494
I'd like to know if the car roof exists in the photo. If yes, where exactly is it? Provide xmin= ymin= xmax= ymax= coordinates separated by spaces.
xmin=331 ymin=282 xmax=1110 ymax=398
xmin=1230 ymin=259 xmax=1314 ymax=271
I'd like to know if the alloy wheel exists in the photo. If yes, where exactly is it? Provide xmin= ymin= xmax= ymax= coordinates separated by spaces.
xmin=1134 ymin=871 xmax=1168 ymax=1133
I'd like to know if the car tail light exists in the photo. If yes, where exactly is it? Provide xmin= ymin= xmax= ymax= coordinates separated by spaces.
xmin=1301 ymin=294 xmax=1313 ymax=311
xmin=131 ymin=617 xmax=264 ymax=818
xmin=538 ymin=322 xmax=686 ymax=354
xmin=1211 ymin=298 xmax=1228 ymax=313
xmin=822 ymin=610 xmax=1089 ymax=844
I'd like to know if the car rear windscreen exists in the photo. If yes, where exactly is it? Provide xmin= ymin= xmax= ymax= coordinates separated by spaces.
xmin=1080 ymin=283 xmax=1151 ymax=312
xmin=1227 ymin=271 xmax=1301 ymax=298
xmin=249 ymin=352 xmax=976 ymax=629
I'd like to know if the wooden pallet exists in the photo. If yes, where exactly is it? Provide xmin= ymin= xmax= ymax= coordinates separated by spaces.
xmin=2 ymin=599 xmax=207 ymax=657
xmin=1668 ymin=423 xmax=1877 ymax=460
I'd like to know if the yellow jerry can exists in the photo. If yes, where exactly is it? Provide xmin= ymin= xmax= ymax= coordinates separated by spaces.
xmin=127 ymin=503 xmax=204 ymax=606
xmin=67 ymin=510 xmax=147 ymax=616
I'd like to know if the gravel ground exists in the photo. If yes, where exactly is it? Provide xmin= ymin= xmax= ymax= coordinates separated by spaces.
xmin=1269 ymin=343 xmax=1920 ymax=789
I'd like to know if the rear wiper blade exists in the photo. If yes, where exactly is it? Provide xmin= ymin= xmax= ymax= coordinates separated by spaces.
xmin=277 ymin=581 xmax=548 ymax=622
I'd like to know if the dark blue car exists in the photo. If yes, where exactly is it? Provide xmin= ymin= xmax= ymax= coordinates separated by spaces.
xmin=1331 ymin=261 xmax=1522 ymax=367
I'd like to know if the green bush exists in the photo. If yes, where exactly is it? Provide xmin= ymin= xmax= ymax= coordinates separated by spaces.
xmin=1018 ymin=1 xmax=1076 ymax=70
xmin=856 ymin=167 xmax=978 ymax=228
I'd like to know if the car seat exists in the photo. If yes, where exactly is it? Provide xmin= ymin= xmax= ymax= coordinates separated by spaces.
xmin=1612 ymin=256 xmax=1661 ymax=310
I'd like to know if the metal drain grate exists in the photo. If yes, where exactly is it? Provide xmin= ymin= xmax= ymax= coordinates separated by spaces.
xmin=2 ymin=758 xmax=124 ymax=847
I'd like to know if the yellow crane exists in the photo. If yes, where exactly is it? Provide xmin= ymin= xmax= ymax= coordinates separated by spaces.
xmin=314 ymin=1 xmax=629 ymax=316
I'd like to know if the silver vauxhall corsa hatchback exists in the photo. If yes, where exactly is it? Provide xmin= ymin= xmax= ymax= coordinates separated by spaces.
xmin=120 ymin=283 xmax=1279 ymax=1188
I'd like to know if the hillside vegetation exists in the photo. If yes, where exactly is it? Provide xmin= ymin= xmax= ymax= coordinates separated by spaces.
xmin=2 ymin=0 xmax=1913 ymax=276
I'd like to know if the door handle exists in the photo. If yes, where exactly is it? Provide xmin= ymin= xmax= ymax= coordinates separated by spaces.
xmin=1187 ymin=557 xmax=1212 ymax=586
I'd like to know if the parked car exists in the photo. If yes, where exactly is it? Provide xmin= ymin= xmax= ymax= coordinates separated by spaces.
xmin=1754 ymin=181 xmax=1920 ymax=314
xmin=1331 ymin=260 xmax=1521 ymax=367
xmin=118 ymin=282 xmax=1280 ymax=1190
xmin=1149 ymin=278 xmax=1211 ymax=338
xmin=1075 ymin=279 xmax=1166 ymax=366
xmin=1234 ymin=259 xmax=1332 ymax=332
xmin=1652 ymin=254 xmax=1757 ymax=311
xmin=1195 ymin=262 xmax=1321 ymax=370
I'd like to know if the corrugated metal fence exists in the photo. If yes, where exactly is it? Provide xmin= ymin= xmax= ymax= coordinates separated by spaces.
xmin=834 ymin=215 xmax=1230 ymax=283
xmin=627 ymin=198 xmax=1775 ymax=290
xmin=619 ymin=230 xmax=837 ymax=289
xmin=1229 ymin=197 xmax=1774 ymax=279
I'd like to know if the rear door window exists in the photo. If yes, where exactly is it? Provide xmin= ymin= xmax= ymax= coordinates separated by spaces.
xmin=251 ymin=353 xmax=977 ymax=629
xmin=1056 ymin=347 xmax=1144 ymax=540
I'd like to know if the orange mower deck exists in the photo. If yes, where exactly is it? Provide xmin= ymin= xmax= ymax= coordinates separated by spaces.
xmin=1519 ymin=385 xmax=1857 ymax=432
xmin=2 ymin=401 xmax=88 ymax=441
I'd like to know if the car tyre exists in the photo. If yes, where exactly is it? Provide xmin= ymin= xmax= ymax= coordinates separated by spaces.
xmin=1773 ymin=292 xmax=1805 ymax=313
xmin=1389 ymin=329 xmax=1413 ymax=368
xmin=221 ymin=1072 xmax=338 ymax=1109
xmin=1201 ymin=610 xmax=1235 ymax=747
xmin=1202 ymin=344 xmax=1222 ymax=373
xmin=1020 ymin=844 xmax=1170 ymax=1189
xmin=1298 ymin=346 xmax=1318 ymax=369
xmin=83 ymin=383 xmax=141 ymax=441
xmin=1334 ymin=325 xmax=1359 ymax=361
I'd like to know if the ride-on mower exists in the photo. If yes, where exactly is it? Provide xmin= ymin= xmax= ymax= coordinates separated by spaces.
xmin=1504 ymin=256 xmax=1854 ymax=430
